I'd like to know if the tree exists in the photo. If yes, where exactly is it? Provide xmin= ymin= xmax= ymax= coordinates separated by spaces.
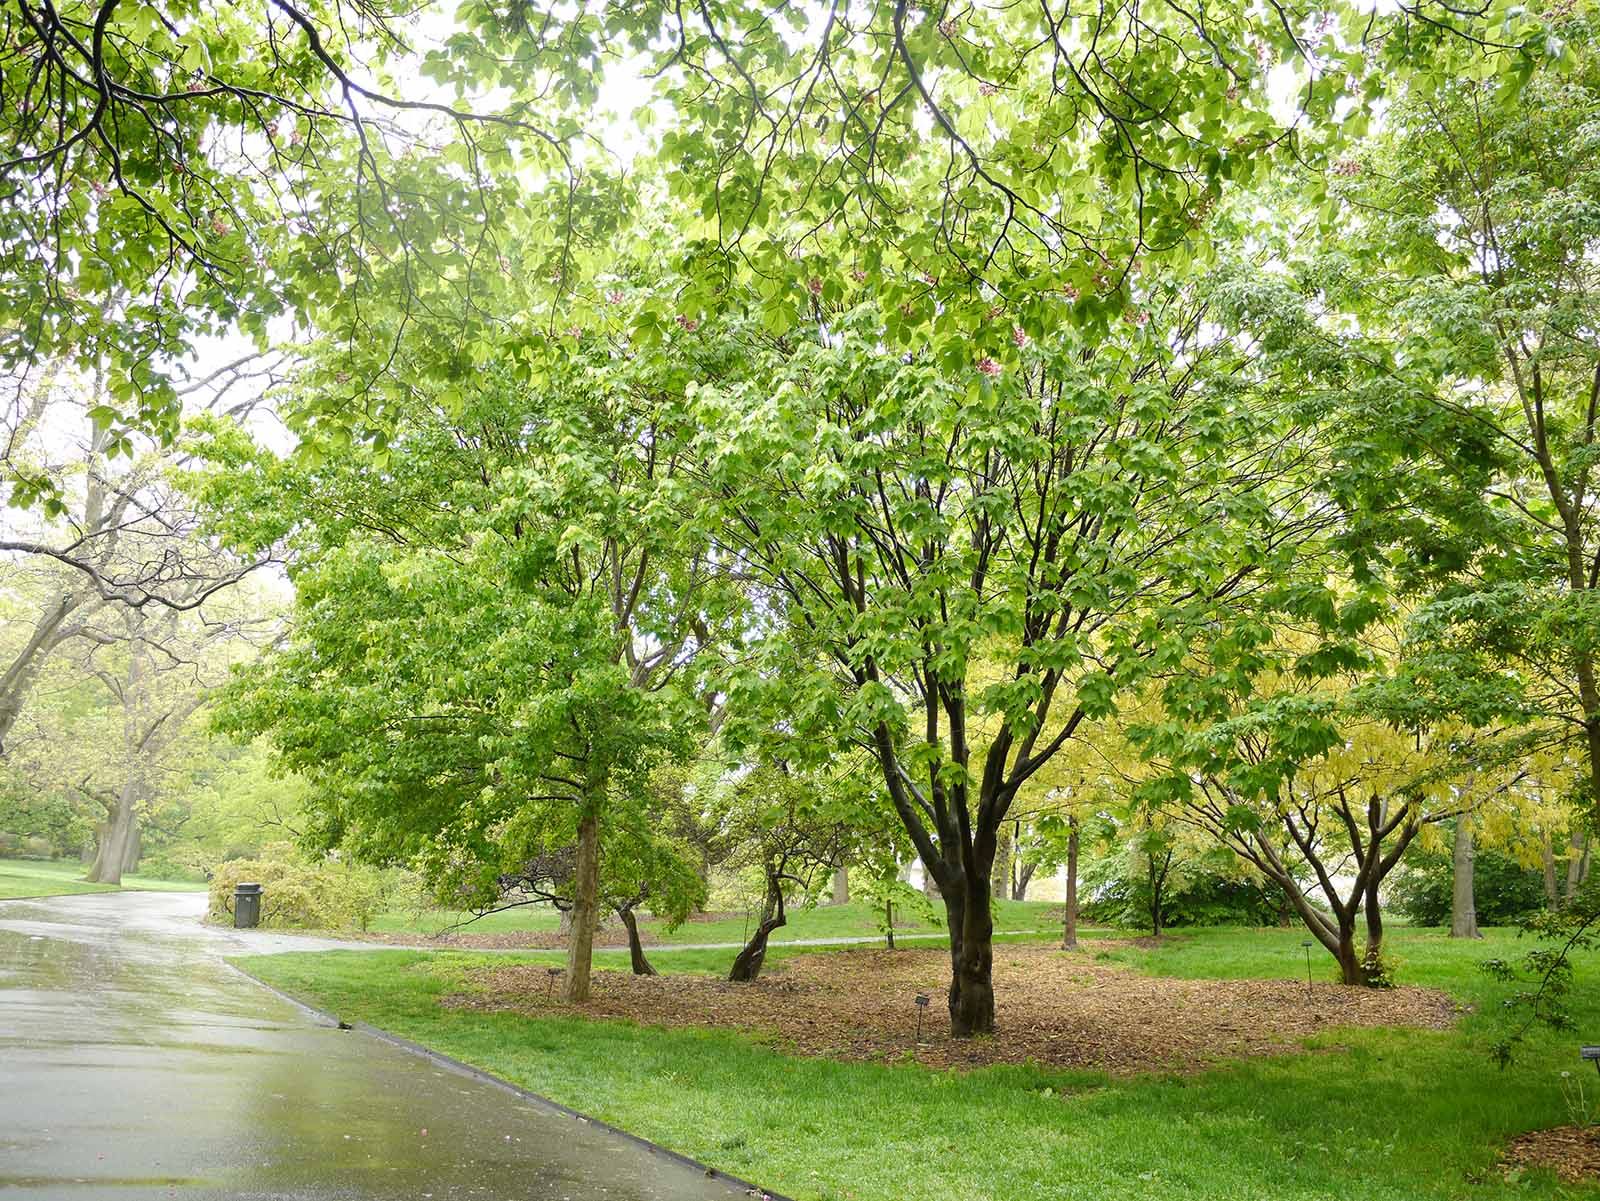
xmin=1450 ymin=811 xmax=1482 ymax=939
xmin=0 ymin=0 xmax=588 ymax=465
xmin=1245 ymin=24 xmax=1600 ymax=837
xmin=207 ymin=313 xmax=739 ymax=1001
xmin=0 ymin=363 xmax=274 ymax=756
xmin=486 ymin=829 xmax=705 ymax=977
xmin=700 ymin=281 xmax=1321 ymax=1034
xmin=707 ymin=757 xmax=862 ymax=983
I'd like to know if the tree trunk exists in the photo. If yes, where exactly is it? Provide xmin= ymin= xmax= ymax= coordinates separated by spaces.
xmin=884 ymin=899 xmax=895 ymax=950
xmin=616 ymin=905 xmax=657 ymax=976
xmin=730 ymin=873 xmax=785 ymax=982
xmin=1335 ymin=919 xmax=1364 ymax=985
xmin=1542 ymin=828 xmax=1560 ymax=903
xmin=1363 ymin=877 xmax=1386 ymax=981
xmin=1450 ymin=816 xmax=1481 ymax=938
xmin=951 ymin=880 xmax=995 ymax=1035
xmin=1147 ymin=849 xmax=1171 ymax=937
xmin=1012 ymin=859 xmax=1036 ymax=901
xmin=87 ymin=794 xmax=135 ymax=885
xmin=1565 ymin=830 xmax=1590 ymax=901
xmin=119 ymin=823 xmax=142 ymax=877
xmin=831 ymin=865 xmax=849 ymax=905
xmin=1062 ymin=817 xmax=1080 ymax=951
xmin=562 ymin=809 xmax=601 ymax=1002
xmin=992 ymin=824 xmax=1012 ymax=900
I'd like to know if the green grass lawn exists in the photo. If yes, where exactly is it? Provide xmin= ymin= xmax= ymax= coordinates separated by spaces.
xmin=0 ymin=857 xmax=207 ymax=901
xmin=369 ymin=896 xmax=1062 ymax=944
xmin=238 ymin=925 xmax=1600 ymax=1201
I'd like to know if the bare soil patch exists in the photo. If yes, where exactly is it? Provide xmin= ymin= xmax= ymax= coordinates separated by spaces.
xmin=1498 ymin=1125 xmax=1600 ymax=1184
xmin=442 ymin=943 xmax=1458 ymax=1075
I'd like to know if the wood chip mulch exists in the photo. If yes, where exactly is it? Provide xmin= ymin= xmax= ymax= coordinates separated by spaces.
xmin=1498 ymin=1125 xmax=1600 ymax=1184
xmin=440 ymin=943 xmax=1460 ymax=1075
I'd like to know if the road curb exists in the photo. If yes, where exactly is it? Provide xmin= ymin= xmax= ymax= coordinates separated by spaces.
xmin=226 ymin=961 xmax=794 ymax=1201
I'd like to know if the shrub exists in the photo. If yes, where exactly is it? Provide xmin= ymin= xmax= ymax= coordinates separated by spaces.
xmin=207 ymin=852 xmax=392 ymax=930
xmin=1078 ymin=848 xmax=1285 ymax=929
xmin=19 ymin=835 xmax=53 ymax=859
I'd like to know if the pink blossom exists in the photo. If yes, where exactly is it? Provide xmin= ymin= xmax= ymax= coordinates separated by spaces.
xmin=938 ymin=18 xmax=958 ymax=36
xmin=851 ymin=268 xmax=867 ymax=283
xmin=675 ymin=315 xmax=700 ymax=332
xmin=1011 ymin=325 xmax=1029 ymax=348
xmin=565 ymin=325 xmax=582 ymax=338
xmin=1124 ymin=309 xmax=1150 ymax=327
xmin=606 ymin=289 xmax=626 ymax=304
xmin=985 ymin=304 xmax=1004 ymax=321
xmin=1061 ymin=284 xmax=1079 ymax=301
xmin=978 ymin=81 xmax=998 ymax=97
xmin=807 ymin=276 xmax=824 ymax=296
xmin=1332 ymin=158 xmax=1363 ymax=177
xmin=976 ymin=357 xmax=1002 ymax=377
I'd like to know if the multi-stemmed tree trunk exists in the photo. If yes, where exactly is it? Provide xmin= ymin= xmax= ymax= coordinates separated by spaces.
xmin=1192 ymin=785 xmax=1423 ymax=986
xmin=1450 ymin=815 xmax=1481 ymax=939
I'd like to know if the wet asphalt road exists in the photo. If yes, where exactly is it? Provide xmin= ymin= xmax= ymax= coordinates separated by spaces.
xmin=0 ymin=891 xmax=752 ymax=1201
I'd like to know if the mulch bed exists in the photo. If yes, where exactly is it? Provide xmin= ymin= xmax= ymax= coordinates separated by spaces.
xmin=441 ymin=942 xmax=1459 ymax=1075
xmin=1498 ymin=1125 xmax=1600 ymax=1184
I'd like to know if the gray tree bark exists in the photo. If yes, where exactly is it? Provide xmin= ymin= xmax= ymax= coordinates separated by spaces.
xmin=1565 ymin=830 xmax=1591 ymax=901
xmin=830 ymin=865 xmax=849 ymax=905
xmin=1542 ymin=828 xmax=1560 ymax=904
xmin=1450 ymin=815 xmax=1481 ymax=938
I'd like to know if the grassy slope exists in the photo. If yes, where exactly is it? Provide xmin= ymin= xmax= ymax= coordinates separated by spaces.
xmin=0 ymin=857 xmax=206 ymax=901
xmin=239 ymin=926 xmax=1600 ymax=1201
xmin=367 ymin=896 xmax=1061 ymax=942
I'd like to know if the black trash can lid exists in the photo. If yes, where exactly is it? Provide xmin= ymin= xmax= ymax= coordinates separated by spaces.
xmin=234 ymin=882 xmax=263 ymax=895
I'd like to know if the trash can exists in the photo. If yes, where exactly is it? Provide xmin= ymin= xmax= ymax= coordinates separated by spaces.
xmin=234 ymin=882 xmax=263 ymax=929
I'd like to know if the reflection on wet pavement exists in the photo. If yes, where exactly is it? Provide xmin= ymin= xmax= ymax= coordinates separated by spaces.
xmin=0 ymin=892 xmax=753 ymax=1201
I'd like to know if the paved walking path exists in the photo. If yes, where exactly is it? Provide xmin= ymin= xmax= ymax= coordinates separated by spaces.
xmin=261 ymin=926 xmax=1047 ymax=954
xmin=0 ymin=891 xmax=752 ymax=1201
